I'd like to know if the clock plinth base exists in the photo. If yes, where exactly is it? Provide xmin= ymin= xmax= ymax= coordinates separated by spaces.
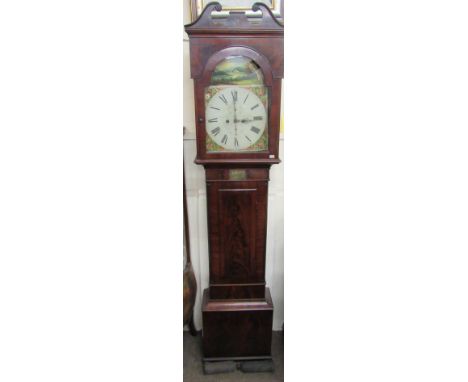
xmin=201 ymin=287 xmax=274 ymax=360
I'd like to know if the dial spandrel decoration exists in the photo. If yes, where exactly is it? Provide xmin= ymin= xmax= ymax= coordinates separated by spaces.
xmin=205 ymin=56 xmax=268 ymax=153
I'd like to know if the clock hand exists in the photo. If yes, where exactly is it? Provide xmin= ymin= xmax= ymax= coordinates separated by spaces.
xmin=233 ymin=118 xmax=252 ymax=123
xmin=233 ymin=95 xmax=238 ymax=137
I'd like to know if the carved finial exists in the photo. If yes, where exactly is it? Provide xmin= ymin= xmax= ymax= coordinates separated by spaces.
xmin=251 ymin=2 xmax=265 ymax=12
xmin=185 ymin=2 xmax=222 ymax=29
xmin=195 ymin=1 xmax=222 ymax=22
xmin=252 ymin=2 xmax=283 ymax=27
xmin=204 ymin=1 xmax=222 ymax=13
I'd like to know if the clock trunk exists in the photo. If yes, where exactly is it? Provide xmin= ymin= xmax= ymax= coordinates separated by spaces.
xmin=206 ymin=167 xmax=269 ymax=300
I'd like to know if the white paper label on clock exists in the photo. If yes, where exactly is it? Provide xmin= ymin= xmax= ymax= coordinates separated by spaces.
xmin=205 ymin=86 xmax=267 ymax=151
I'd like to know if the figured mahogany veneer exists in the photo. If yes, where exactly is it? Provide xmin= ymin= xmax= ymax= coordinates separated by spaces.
xmin=206 ymin=167 xmax=269 ymax=299
xmin=202 ymin=288 xmax=273 ymax=359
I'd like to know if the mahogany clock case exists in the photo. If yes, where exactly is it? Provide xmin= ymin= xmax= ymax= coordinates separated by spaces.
xmin=185 ymin=3 xmax=283 ymax=362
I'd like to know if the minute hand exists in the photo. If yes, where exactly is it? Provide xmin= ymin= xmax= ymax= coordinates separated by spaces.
xmin=233 ymin=100 xmax=238 ymax=135
xmin=234 ymin=118 xmax=254 ymax=123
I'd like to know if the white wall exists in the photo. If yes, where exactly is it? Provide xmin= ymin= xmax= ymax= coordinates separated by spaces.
xmin=183 ymin=0 xmax=284 ymax=331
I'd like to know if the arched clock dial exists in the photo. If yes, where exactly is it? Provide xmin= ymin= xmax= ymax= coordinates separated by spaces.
xmin=205 ymin=86 xmax=267 ymax=151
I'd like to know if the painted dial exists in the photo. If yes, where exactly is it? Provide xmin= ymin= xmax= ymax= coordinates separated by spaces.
xmin=205 ymin=86 xmax=267 ymax=151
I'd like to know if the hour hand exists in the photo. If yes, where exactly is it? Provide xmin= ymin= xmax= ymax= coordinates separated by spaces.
xmin=241 ymin=116 xmax=263 ymax=123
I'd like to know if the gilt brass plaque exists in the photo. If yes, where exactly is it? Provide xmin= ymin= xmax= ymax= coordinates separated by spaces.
xmin=229 ymin=169 xmax=247 ymax=181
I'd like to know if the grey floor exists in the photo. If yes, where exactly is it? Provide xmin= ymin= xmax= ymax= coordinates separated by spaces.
xmin=183 ymin=331 xmax=284 ymax=382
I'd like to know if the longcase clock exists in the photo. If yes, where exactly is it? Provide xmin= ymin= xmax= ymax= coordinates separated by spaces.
xmin=185 ymin=2 xmax=283 ymax=363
